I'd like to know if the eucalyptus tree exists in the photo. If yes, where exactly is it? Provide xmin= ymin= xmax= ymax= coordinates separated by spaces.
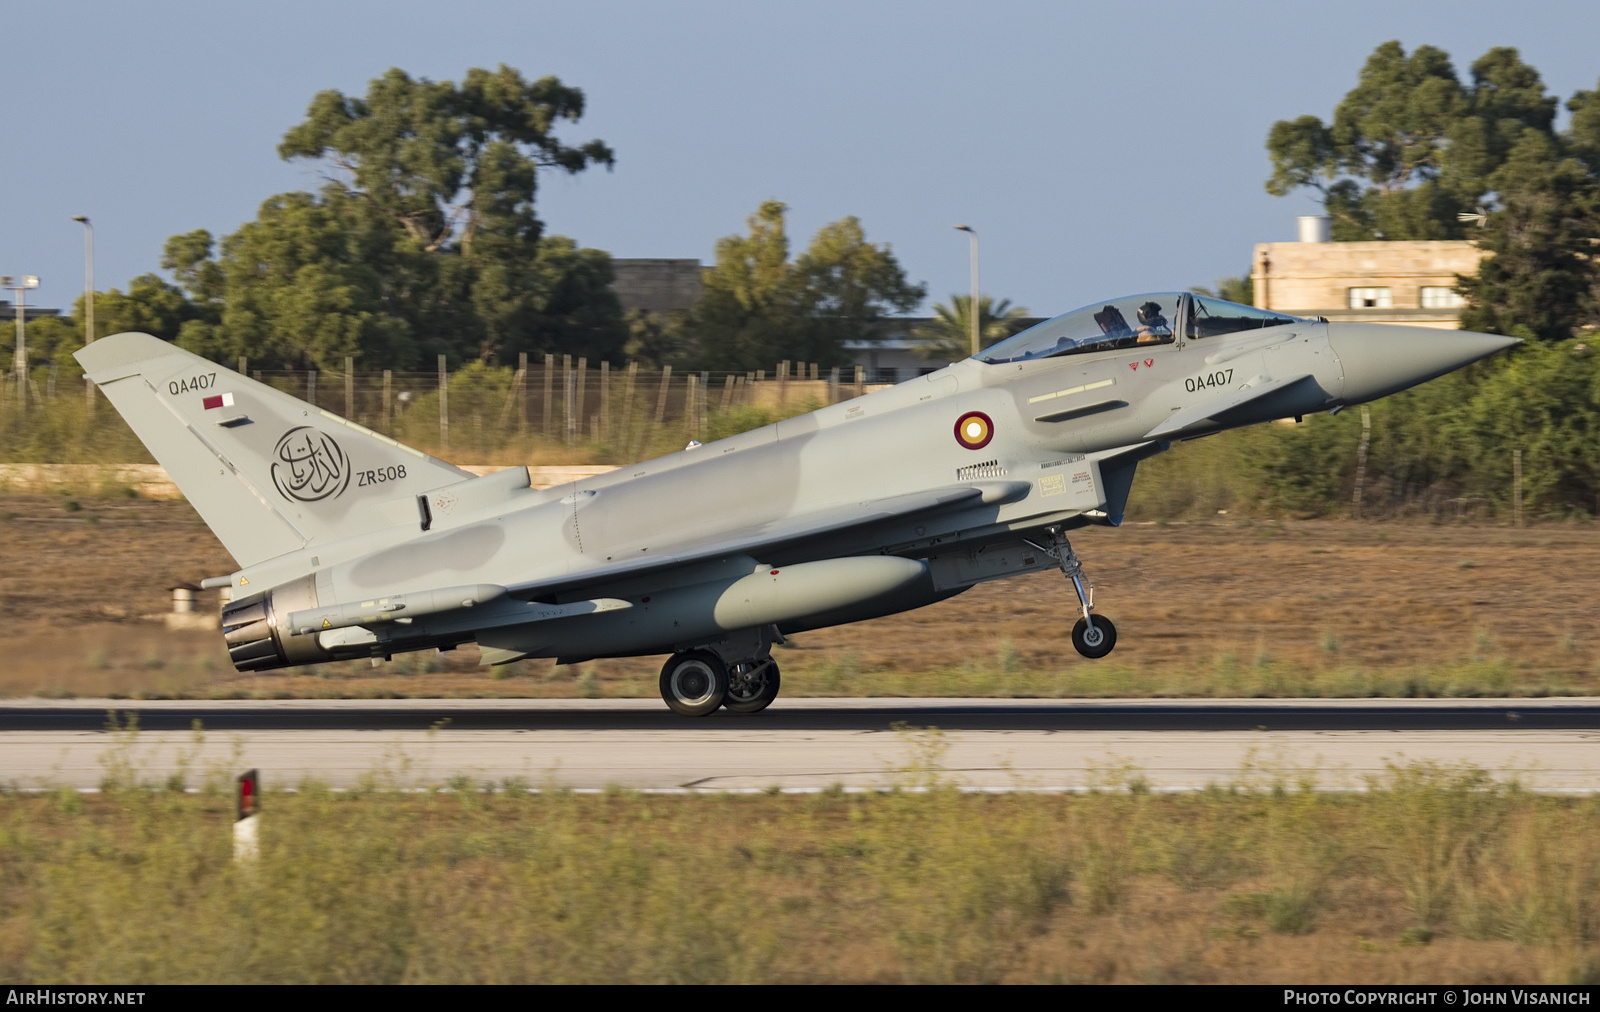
xmin=693 ymin=201 xmax=925 ymax=370
xmin=165 ymin=65 xmax=623 ymax=370
xmin=1265 ymin=42 xmax=1559 ymax=239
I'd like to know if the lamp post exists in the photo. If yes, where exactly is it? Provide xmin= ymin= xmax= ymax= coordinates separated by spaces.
xmin=3 ymin=274 xmax=39 ymax=414
xmin=954 ymin=225 xmax=979 ymax=357
xmin=73 ymin=216 xmax=94 ymax=412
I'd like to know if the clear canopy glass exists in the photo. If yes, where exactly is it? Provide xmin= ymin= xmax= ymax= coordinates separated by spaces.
xmin=1187 ymin=295 xmax=1301 ymax=338
xmin=977 ymin=293 xmax=1305 ymax=364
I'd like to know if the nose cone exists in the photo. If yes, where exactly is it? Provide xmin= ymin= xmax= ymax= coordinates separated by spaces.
xmin=1328 ymin=324 xmax=1519 ymax=404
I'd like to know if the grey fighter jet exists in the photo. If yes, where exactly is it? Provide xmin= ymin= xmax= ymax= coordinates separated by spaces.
xmin=77 ymin=293 xmax=1515 ymax=715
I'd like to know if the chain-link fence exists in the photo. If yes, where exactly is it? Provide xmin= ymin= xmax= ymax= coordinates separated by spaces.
xmin=0 ymin=357 xmax=883 ymax=466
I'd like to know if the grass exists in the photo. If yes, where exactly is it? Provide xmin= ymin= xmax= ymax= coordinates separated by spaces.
xmin=13 ymin=642 xmax=1597 ymax=702
xmin=1 ymin=748 xmax=1597 ymax=984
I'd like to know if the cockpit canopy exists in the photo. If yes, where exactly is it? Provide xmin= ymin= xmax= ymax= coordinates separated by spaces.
xmin=977 ymin=292 xmax=1307 ymax=365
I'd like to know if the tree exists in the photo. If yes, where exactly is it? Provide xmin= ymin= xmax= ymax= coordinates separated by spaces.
xmin=795 ymin=215 xmax=925 ymax=353
xmin=163 ymin=65 xmax=624 ymax=370
xmin=914 ymin=294 xmax=1030 ymax=363
xmin=278 ymin=65 xmax=613 ymax=256
xmin=693 ymin=201 xmax=925 ymax=370
xmin=1266 ymin=42 xmax=1559 ymax=240
xmin=1458 ymin=132 xmax=1600 ymax=341
xmin=1191 ymin=274 xmax=1254 ymax=306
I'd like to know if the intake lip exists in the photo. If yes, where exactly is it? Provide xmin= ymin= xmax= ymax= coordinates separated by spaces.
xmin=1327 ymin=324 xmax=1519 ymax=405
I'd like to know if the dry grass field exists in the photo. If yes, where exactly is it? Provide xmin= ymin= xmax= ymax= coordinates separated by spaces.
xmin=2 ymin=757 xmax=1597 ymax=984
xmin=2 ymin=492 xmax=1597 ymax=699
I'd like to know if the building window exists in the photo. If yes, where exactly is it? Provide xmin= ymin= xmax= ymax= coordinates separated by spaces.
xmin=1420 ymin=286 xmax=1466 ymax=309
xmin=1348 ymin=287 xmax=1392 ymax=309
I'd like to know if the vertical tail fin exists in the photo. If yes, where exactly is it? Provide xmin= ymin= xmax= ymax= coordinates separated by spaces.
xmin=76 ymin=333 xmax=471 ymax=567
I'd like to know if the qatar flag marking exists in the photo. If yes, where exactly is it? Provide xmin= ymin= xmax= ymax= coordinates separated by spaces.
xmin=203 ymin=392 xmax=235 ymax=410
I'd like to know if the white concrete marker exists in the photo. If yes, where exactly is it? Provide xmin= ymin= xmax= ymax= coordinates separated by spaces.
xmin=233 ymin=768 xmax=260 ymax=863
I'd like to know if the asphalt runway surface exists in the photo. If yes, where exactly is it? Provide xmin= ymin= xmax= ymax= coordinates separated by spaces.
xmin=4 ymin=698 xmax=1599 ymax=791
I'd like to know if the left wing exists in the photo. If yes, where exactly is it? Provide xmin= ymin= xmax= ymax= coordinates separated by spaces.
xmin=508 ymin=480 xmax=1031 ymax=600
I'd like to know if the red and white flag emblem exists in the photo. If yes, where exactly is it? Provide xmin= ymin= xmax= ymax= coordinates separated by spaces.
xmin=202 ymin=392 xmax=235 ymax=410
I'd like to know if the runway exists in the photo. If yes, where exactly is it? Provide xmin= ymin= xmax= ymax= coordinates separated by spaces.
xmin=3 ymin=698 xmax=1598 ymax=791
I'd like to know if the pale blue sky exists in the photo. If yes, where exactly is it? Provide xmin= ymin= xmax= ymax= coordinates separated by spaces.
xmin=3 ymin=0 xmax=1597 ymax=322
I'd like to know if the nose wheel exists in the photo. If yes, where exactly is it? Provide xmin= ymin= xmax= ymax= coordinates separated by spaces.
xmin=1071 ymin=615 xmax=1117 ymax=658
xmin=1028 ymin=525 xmax=1119 ymax=659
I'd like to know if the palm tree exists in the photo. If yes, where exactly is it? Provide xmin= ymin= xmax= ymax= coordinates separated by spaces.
xmin=915 ymin=294 xmax=1031 ymax=363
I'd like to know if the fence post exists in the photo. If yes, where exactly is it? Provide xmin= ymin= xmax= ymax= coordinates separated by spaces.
xmin=238 ymin=355 xmax=247 ymax=376
xmin=382 ymin=370 xmax=392 ymax=431
xmin=654 ymin=365 xmax=672 ymax=423
xmin=518 ymin=352 xmax=528 ymax=436
xmin=686 ymin=372 xmax=699 ymax=440
xmin=721 ymin=373 xmax=735 ymax=411
xmin=563 ymin=355 xmax=574 ymax=445
xmin=828 ymin=366 xmax=840 ymax=405
xmin=778 ymin=360 xmax=790 ymax=408
xmin=576 ymin=357 xmax=588 ymax=441
xmin=543 ymin=354 xmax=554 ymax=436
xmin=622 ymin=361 xmax=639 ymax=451
xmin=344 ymin=356 xmax=354 ymax=420
xmin=698 ymin=371 xmax=709 ymax=434
xmin=1351 ymin=405 xmax=1371 ymax=518
xmin=1513 ymin=449 xmax=1523 ymax=528
xmin=306 ymin=369 xmax=316 ymax=407
xmin=854 ymin=365 xmax=865 ymax=398
xmin=437 ymin=354 xmax=449 ymax=449
xmin=600 ymin=360 xmax=610 ymax=440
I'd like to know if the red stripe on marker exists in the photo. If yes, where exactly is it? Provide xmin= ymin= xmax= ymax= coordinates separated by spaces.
xmin=203 ymin=395 xmax=224 ymax=410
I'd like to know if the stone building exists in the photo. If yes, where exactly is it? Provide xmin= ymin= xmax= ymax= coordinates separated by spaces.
xmin=609 ymin=259 xmax=703 ymax=315
xmin=1252 ymin=217 xmax=1484 ymax=329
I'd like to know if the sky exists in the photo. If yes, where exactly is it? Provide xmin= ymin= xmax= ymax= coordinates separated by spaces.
xmin=2 ymin=0 xmax=1598 ymax=321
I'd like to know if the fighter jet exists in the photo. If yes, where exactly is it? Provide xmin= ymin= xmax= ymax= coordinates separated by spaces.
xmin=77 ymin=292 xmax=1515 ymax=715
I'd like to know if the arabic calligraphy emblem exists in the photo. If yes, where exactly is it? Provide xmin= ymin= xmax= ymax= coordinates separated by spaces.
xmin=271 ymin=426 xmax=351 ymax=503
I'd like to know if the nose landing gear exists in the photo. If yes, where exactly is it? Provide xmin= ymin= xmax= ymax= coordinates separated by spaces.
xmin=1028 ymin=525 xmax=1118 ymax=659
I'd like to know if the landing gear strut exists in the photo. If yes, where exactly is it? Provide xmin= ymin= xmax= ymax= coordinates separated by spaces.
xmin=724 ymin=656 xmax=781 ymax=714
xmin=1029 ymin=525 xmax=1118 ymax=659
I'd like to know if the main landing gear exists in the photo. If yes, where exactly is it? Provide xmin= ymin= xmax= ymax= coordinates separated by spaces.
xmin=659 ymin=642 xmax=782 ymax=717
xmin=1027 ymin=525 xmax=1118 ymax=659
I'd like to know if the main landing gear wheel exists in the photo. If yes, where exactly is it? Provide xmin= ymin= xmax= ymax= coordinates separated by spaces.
xmin=724 ymin=657 xmax=781 ymax=714
xmin=659 ymin=650 xmax=728 ymax=717
xmin=1071 ymin=616 xmax=1118 ymax=659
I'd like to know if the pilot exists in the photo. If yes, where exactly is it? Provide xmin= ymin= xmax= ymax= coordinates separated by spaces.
xmin=1134 ymin=301 xmax=1170 ymax=344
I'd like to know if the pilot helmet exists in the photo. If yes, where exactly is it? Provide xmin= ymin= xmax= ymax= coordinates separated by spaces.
xmin=1137 ymin=301 xmax=1166 ymax=325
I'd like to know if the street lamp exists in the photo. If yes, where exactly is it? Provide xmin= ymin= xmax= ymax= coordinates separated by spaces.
xmin=73 ymin=216 xmax=95 ymax=412
xmin=954 ymin=225 xmax=979 ymax=357
xmin=2 ymin=274 xmax=40 ymax=414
